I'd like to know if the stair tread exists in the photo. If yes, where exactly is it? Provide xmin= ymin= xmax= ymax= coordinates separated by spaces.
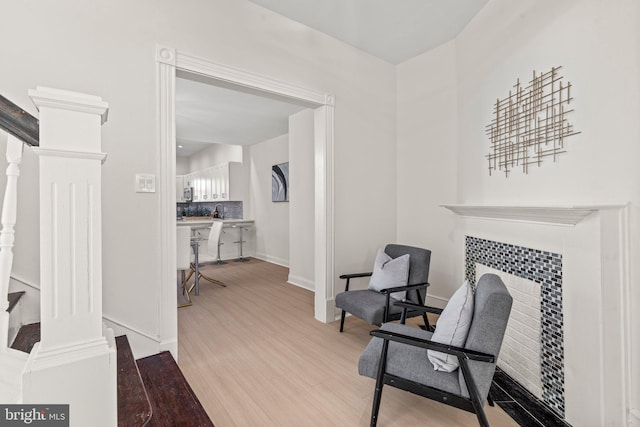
xmin=137 ymin=351 xmax=214 ymax=427
xmin=116 ymin=335 xmax=152 ymax=427
xmin=7 ymin=291 xmax=25 ymax=313
xmin=10 ymin=322 xmax=40 ymax=353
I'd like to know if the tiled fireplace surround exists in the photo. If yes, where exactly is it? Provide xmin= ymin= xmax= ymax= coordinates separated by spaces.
xmin=444 ymin=204 xmax=630 ymax=427
xmin=466 ymin=236 xmax=565 ymax=417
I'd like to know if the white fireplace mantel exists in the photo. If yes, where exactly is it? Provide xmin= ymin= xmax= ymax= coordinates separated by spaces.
xmin=441 ymin=204 xmax=627 ymax=226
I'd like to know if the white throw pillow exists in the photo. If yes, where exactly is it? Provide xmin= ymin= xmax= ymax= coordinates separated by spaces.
xmin=367 ymin=249 xmax=410 ymax=300
xmin=427 ymin=280 xmax=474 ymax=372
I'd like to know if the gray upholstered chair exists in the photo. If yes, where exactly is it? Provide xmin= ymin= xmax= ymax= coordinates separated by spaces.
xmin=335 ymin=244 xmax=431 ymax=332
xmin=358 ymin=273 xmax=513 ymax=427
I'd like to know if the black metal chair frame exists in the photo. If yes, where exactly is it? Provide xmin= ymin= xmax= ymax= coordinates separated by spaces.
xmin=368 ymin=301 xmax=497 ymax=427
xmin=338 ymin=272 xmax=431 ymax=332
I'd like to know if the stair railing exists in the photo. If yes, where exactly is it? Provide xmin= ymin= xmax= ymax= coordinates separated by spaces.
xmin=0 ymin=95 xmax=38 ymax=351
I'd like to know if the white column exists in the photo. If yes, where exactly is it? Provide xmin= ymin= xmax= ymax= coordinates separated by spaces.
xmin=314 ymin=103 xmax=335 ymax=323
xmin=22 ymin=87 xmax=116 ymax=427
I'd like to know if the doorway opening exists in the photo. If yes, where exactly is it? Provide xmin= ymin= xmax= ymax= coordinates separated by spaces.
xmin=156 ymin=46 xmax=335 ymax=356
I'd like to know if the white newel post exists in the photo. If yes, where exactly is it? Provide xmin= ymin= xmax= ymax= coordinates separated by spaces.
xmin=22 ymin=87 xmax=116 ymax=427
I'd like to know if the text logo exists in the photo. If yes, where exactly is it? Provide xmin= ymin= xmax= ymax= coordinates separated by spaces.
xmin=0 ymin=405 xmax=68 ymax=426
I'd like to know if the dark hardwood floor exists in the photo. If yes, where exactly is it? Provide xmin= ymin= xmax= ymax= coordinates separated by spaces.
xmin=10 ymin=322 xmax=40 ymax=353
xmin=10 ymin=322 xmax=210 ymax=426
xmin=137 ymin=351 xmax=213 ymax=427
xmin=116 ymin=335 xmax=152 ymax=427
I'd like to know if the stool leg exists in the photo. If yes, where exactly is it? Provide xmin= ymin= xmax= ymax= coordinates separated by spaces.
xmin=234 ymin=226 xmax=248 ymax=262
xmin=215 ymin=241 xmax=226 ymax=265
xmin=178 ymin=269 xmax=192 ymax=308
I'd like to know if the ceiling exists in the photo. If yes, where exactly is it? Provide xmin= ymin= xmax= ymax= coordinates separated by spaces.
xmin=176 ymin=77 xmax=307 ymax=157
xmin=176 ymin=0 xmax=488 ymax=158
xmin=247 ymin=0 xmax=488 ymax=65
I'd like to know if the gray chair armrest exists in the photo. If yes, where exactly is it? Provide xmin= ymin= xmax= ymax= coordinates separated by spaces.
xmin=369 ymin=329 xmax=495 ymax=363
xmin=394 ymin=300 xmax=443 ymax=315
xmin=339 ymin=272 xmax=373 ymax=292
xmin=378 ymin=282 xmax=429 ymax=295
xmin=339 ymin=272 xmax=373 ymax=280
xmin=377 ymin=282 xmax=429 ymax=324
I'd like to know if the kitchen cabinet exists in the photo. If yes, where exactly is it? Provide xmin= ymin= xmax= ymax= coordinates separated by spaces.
xmin=184 ymin=172 xmax=197 ymax=201
xmin=210 ymin=164 xmax=223 ymax=201
xmin=212 ymin=163 xmax=228 ymax=200
xmin=181 ymin=162 xmax=243 ymax=202
xmin=186 ymin=171 xmax=206 ymax=202
xmin=201 ymin=169 xmax=212 ymax=201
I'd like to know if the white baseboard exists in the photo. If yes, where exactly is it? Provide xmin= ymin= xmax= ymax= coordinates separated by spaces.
xmin=102 ymin=315 xmax=160 ymax=359
xmin=287 ymin=274 xmax=314 ymax=291
xmin=426 ymin=293 xmax=449 ymax=310
xmin=334 ymin=309 xmax=350 ymax=322
xmin=252 ymin=252 xmax=289 ymax=268
xmin=159 ymin=338 xmax=178 ymax=360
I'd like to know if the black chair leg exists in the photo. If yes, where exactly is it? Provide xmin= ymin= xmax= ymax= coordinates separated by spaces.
xmin=422 ymin=312 xmax=433 ymax=331
xmin=340 ymin=310 xmax=346 ymax=332
xmin=459 ymin=357 xmax=490 ymax=427
xmin=487 ymin=389 xmax=495 ymax=407
xmin=371 ymin=339 xmax=389 ymax=427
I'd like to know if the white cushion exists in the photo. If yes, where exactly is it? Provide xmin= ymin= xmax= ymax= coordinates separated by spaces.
xmin=367 ymin=249 xmax=410 ymax=300
xmin=427 ymin=280 xmax=474 ymax=372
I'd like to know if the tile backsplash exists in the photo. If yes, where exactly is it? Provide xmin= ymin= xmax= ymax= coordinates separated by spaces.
xmin=177 ymin=201 xmax=243 ymax=219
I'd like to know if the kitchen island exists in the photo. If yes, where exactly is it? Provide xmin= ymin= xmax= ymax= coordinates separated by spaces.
xmin=177 ymin=218 xmax=255 ymax=262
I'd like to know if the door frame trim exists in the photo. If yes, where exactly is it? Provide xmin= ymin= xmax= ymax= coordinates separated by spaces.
xmin=156 ymin=45 xmax=335 ymax=356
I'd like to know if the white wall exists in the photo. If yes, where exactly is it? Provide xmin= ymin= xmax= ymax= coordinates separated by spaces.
xmin=247 ymin=134 xmax=289 ymax=266
xmin=455 ymin=2 xmax=639 ymax=425
xmin=288 ymin=109 xmax=315 ymax=290
xmin=188 ymin=143 xmax=242 ymax=173
xmin=396 ymin=40 xmax=458 ymax=307
xmin=0 ymin=0 xmax=396 ymax=357
xmin=176 ymin=157 xmax=190 ymax=175
xmin=396 ymin=0 xmax=640 ymax=424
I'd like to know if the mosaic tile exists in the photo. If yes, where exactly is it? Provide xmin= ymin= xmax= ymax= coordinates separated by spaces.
xmin=466 ymin=236 xmax=565 ymax=419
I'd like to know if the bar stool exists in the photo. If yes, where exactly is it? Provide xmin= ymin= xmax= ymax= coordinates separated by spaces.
xmin=233 ymin=222 xmax=251 ymax=262
xmin=191 ymin=221 xmax=226 ymax=288
xmin=215 ymin=228 xmax=226 ymax=265
xmin=176 ymin=226 xmax=193 ymax=308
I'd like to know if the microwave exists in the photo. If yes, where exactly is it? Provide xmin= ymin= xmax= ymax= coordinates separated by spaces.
xmin=183 ymin=187 xmax=193 ymax=202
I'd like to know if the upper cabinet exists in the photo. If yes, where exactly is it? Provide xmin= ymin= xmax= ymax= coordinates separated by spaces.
xmin=179 ymin=162 xmax=243 ymax=202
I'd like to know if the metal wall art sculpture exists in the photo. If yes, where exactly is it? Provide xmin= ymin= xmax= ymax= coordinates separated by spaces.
xmin=485 ymin=66 xmax=579 ymax=176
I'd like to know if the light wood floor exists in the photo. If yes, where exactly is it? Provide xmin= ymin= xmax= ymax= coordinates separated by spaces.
xmin=177 ymin=258 xmax=518 ymax=427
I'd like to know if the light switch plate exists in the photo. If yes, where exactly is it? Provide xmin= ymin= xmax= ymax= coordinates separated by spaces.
xmin=135 ymin=174 xmax=156 ymax=193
